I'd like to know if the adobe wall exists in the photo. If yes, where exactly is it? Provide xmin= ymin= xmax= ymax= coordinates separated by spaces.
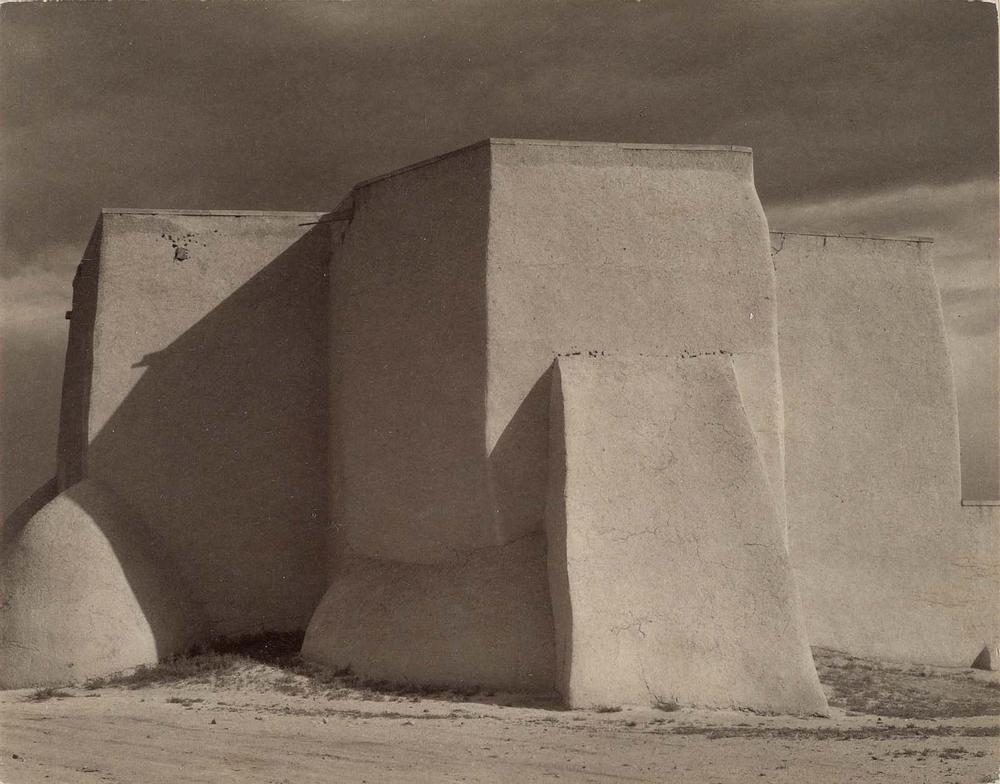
xmin=0 ymin=480 xmax=202 ymax=688
xmin=331 ymin=144 xmax=494 ymax=562
xmin=546 ymin=355 xmax=826 ymax=714
xmin=332 ymin=139 xmax=785 ymax=563
xmin=775 ymin=231 xmax=997 ymax=665
xmin=486 ymin=140 xmax=786 ymax=543
xmin=56 ymin=223 xmax=101 ymax=490
xmin=78 ymin=211 xmax=331 ymax=637
xmin=315 ymin=140 xmax=792 ymax=699
xmin=302 ymin=534 xmax=556 ymax=694
xmin=960 ymin=501 xmax=1000 ymax=664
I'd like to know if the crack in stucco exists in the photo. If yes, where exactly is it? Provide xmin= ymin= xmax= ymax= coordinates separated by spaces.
xmin=610 ymin=611 xmax=653 ymax=639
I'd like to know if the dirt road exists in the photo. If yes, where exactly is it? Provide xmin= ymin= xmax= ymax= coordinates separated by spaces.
xmin=1 ymin=650 xmax=997 ymax=783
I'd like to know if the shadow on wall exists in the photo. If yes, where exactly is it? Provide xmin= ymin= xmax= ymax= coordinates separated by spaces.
xmin=58 ymin=223 xmax=102 ymax=489
xmin=64 ymin=480 xmax=203 ymax=655
xmin=331 ymin=149 xmax=495 ymax=563
xmin=543 ymin=360 xmax=573 ymax=701
xmin=2 ymin=477 xmax=59 ymax=540
xmin=0 ymin=478 xmax=202 ymax=688
xmin=84 ymin=225 xmax=331 ymax=640
xmin=488 ymin=366 xmax=553 ymax=542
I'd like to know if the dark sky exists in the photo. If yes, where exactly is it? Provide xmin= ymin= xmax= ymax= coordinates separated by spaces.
xmin=2 ymin=0 xmax=998 ymax=513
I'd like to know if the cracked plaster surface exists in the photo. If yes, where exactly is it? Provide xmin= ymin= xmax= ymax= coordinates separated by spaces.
xmin=545 ymin=355 xmax=827 ymax=714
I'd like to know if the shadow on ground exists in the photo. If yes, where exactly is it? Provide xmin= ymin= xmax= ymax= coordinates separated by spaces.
xmin=75 ymin=631 xmax=563 ymax=710
xmin=38 ymin=636 xmax=999 ymax=721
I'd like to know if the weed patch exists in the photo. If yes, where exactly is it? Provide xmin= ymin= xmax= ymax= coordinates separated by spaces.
xmin=24 ymin=687 xmax=74 ymax=702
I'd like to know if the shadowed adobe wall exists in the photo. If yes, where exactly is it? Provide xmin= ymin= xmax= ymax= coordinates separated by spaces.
xmin=775 ymin=231 xmax=997 ymax=666
xmin=487 ymin=140 xmax=786 ymax=543
xmin=332 ymin=144 xmax=493 ymax=562
xmin=82 ymin=211 xmax=331 ymax=638
xmin=545 ymin=356 xmax=826 ymax=714
xmin=57 ymin=223 xmax=102 ymax=490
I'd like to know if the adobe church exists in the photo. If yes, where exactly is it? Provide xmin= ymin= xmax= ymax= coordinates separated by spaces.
xmin=2 ymin=140 xmax=996 ymax=714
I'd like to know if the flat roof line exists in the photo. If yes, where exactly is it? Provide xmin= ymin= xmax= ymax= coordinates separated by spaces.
xmin=488 ymin=138 xmax=753 ymax=153
xmin=351 ymin=140 xmax=491 ymax=191
xmin=961 ymin=499 xmax=1000 ymax=507
xmin=101 ymin=208 xmax=329 ymax=218
xmin=770 ymin=230 xmax=934 ymax=244
xmin=353 ymin=138 xmax=753 ymax=191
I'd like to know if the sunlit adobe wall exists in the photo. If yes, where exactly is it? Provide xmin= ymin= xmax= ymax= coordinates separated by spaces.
xmin=486 ymin=140 xmax=786 ymax=545
xmin=775 ymin=231 xmax=996 ymax=665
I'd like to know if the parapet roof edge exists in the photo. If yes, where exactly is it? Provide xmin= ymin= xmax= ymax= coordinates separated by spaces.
xmin=961 ymin=499 xmax=1000 ymax=506
xmin=488 ymin=138 xmax=753 ymax=153
xmin=352 ymin=138 xmax=753 ymax=191
xmin=770 ymin=229 xmax=934 ymax=244
xmin=101 ymin=208 xmax=329 ymax=218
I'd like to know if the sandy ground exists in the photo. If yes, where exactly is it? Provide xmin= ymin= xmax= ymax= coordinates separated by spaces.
xmin=1 ymin=649 xmax=998 ymax=783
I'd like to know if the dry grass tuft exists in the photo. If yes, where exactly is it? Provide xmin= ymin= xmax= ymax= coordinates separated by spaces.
xmin=24 ymin=686 xmax=74 ymax=702
xmin=814 ymin=647 xmax=1000 ymax=719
